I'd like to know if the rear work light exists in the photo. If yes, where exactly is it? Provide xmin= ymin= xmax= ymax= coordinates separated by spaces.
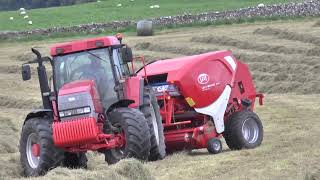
xmin=59 ymin=106 xmax=91 ymax=118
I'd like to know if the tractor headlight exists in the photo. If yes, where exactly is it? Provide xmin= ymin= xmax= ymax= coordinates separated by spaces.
xmin=59 ymin=106 xmax=91 ymax=118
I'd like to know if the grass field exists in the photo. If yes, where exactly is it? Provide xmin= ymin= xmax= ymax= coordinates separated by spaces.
xmin=0 ymin=17 xmax=319 ymax=179
xmin=0 ymin=0 xmax=301 ymax=31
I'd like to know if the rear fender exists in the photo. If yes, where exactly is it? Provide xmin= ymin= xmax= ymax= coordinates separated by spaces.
xmin=24 ymin=109 xmax=53 ymax=124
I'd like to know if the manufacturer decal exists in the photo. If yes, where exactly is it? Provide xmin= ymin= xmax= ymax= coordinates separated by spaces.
xmin=201 ymin=82 xmax=221 ymax=91
xmin=197 ymin=73 xmax=210 ymax=85
xmin=152 ymin=85 xmax=169 ymax=93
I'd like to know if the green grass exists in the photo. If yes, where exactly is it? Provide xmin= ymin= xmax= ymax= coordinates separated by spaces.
xmin=0 ymin=0 xmax=301 ymax=31
xmin=0 ymin=15 xmax=316 ymax=43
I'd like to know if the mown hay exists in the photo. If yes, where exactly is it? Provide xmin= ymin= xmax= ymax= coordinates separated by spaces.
xmin=40 ymin=159 xmax=154 ymax=180
xmin=0 ymin=116 xmax=19 ymax=153
xmin=0 ymin=153 xmax=22 ymax=179
xmin=191 ymin=35 xmax=312 ymax=56
xmin=313 ymin=20 xmax=320 ymax=27
xmin=0 ymin=95 xmax=41 ymax=109
xmin=253 ymin=27 xmax=320 ymax=45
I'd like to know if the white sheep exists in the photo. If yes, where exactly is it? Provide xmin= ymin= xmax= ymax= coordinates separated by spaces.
xmin=20 ymin=11 xmax=26 ymax=15
xmin=153 ymin=5 xmax=160 ymax=8
xmin=28 ymin=20 xmax=33 ymax=25
xmin=117 ymin=3 xmax=122 ymax=7
xmin=150 ymin=5 xmax=154 ymax=9
xmin=258 ymin=3 xmax=265 ymax=8
xmin=10 ymin=17 xmax=14 ymax=20
xmin=19 ymin=8 xmax=25 ymax=11
xmin=24 ymin=15 xmax=29 ymax=19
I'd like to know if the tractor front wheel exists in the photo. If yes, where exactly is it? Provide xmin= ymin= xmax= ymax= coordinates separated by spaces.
xmin=104 ymin=108 xmax=151 ymax=164
xmin=19 ymin=117 xmax=64 ymax=177
xmin=224 ymin=110 xmax=263 ymax=150
xmin=140 ymin=87 xmax=166 ymax=161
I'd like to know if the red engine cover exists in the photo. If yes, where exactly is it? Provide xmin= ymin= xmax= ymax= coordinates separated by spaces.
xmin=53 ymin=117 xmax=99 ymax=147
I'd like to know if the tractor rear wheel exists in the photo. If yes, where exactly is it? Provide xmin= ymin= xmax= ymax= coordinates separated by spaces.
xmin=140 ymin=87 xmax=166 ymax=161
xmin=63 ymin=152 xmax=87 ymax=169
xmin=19 ymin=117 xmax=64 ymax=177
xmin=224 ymin=110 xmax=263 ymax=150
xmin=104 ymin=108 xmax=151 ymax=164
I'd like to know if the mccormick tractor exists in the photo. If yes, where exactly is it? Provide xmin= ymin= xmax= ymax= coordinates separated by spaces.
xmin=20 ymin=34 xmax=264 ymax=177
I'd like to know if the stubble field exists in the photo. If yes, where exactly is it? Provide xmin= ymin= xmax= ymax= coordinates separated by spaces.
xmin=0 ymin=18 xmax=319 ymax=179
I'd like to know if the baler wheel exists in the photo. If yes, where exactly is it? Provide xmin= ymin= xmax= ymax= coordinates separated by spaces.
xmin=63 ymin=152 xmax=87 ymax=169
xmin=19 ymin=117 xmax=64 ymax=177
xmin=104 ymin=108 xmax=151 ymax=164
xmin=224 ymin=110 xmax=263 ymax=150
xmin=140 ymin=87 xmax=166 ymax=161
xmin=207 ymin=138 xmax=222 ymax=154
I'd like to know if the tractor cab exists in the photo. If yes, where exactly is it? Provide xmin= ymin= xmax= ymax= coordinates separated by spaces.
xmin=51 ymin=35 xmax=132 ymax=111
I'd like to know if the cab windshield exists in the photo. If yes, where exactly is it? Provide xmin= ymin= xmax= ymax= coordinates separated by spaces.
xmin=53 ymin=48 xmax=117 ymax=108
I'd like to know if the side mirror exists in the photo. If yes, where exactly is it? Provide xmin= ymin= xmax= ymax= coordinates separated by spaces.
xmin=121 ymin=47 xmax=133 ymax=63
xmin=22 ymin=64 xmax=31 ymax=81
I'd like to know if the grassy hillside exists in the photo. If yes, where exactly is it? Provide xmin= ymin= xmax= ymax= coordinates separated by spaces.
xmin=0 ymin=0 xmax=301 ymax=31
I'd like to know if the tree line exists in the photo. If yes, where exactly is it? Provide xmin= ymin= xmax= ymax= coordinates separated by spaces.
xmin=0 ymin=0 xmax=95 ymax=11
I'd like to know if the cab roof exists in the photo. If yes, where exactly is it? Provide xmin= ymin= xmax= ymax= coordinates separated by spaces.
xmin=50 ymin=36 xmax=120 ymax=56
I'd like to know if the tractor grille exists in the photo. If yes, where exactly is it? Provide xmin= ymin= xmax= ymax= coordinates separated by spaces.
xmin=52 ymin=117 xmax=99 ymax=147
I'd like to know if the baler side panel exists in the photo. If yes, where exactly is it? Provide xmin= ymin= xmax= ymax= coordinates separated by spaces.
xmin=176 ymin=59 xmax=234 ymax=108
xmin=229 ymin=61 xmax=257 ymax=110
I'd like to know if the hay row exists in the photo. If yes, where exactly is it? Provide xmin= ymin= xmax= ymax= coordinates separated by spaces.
xmin=191 ymin=35 xmax=320 ymax=56
xmin=0 ymin=95 xmax=41 ymax=109
xmin=253 ymin=27 xmax=320 ymax=46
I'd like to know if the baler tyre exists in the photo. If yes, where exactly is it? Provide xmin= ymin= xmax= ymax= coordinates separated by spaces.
xmin=224 ymin=110 xmax=263 ymax=150
xmin=63 ymin=152 xmax=87 ymax=169
xmin=19 ymin=117 xmax=64 ymax=177
xmin=104 ymin=108 xmax=151 ymax=165
xmin=140 ymin=87 xmax=166 ymax=161
xmin=207 ymin=138 xmax=222 ymax=154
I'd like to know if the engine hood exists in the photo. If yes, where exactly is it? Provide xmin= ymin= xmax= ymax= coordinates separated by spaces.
xmin=58 ymin=80 xmax=99 ymax=98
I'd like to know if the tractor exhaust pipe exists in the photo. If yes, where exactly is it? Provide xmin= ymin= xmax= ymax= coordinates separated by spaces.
xmin=31 ymin=48 xmax=52 ymax=109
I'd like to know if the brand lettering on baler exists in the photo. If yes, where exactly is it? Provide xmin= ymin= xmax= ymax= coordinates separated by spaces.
xmin=201 ymin=82 xmax=221 ymax=91
xmin=197 ymin=73 xmax=210 ymax=85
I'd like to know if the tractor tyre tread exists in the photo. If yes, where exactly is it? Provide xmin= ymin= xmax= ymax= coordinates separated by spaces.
xmin=140 ymin=87 xmax=166 ymax=161
xmin=105 ymin=108 xmax=151 ymax=164
xmin=20 ymin=117 xmax=64 ymax=177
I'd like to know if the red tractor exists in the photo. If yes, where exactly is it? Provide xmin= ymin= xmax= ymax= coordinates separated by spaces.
xmin=20 ymin=34 xmax=264 ymax=177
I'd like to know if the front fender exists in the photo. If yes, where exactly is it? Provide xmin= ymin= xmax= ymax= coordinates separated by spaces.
xmin=106 ymin=100 xmax=135 ymax=114
xmin=24 ymin=109 xmax=53 ymax=124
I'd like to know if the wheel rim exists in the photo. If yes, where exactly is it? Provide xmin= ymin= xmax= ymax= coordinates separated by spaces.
xmin=150 ymin=104 xmax=160 ymax=145
xmin=242 ymin=118 xmax=259 ymax=144
xmin=26 ymin=133 xmax=40 ymax=169
xmin=213 ymin=141 xmax=221 ymax=151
